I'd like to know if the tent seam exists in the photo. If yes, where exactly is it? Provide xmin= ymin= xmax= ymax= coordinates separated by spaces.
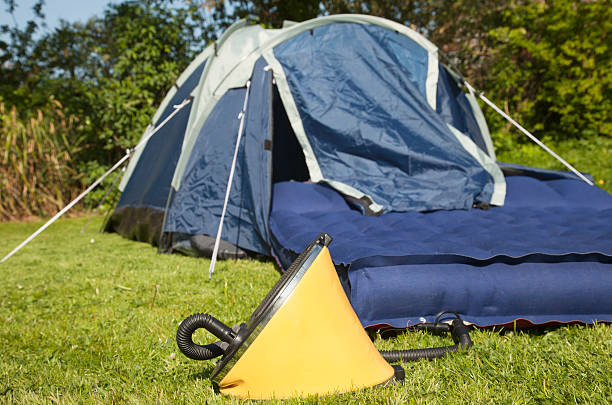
xmin=426 ymin=50 xmax=439 ymax=110
xmin=446 ymin=124 xmax=506 ymax=205
xmin=262 ymin=49 xmax=324 ymax=183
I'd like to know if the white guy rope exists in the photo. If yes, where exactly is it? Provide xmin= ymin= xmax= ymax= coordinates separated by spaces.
xmin=208 ymin=80 xmax=252 ymax=279
xmin=1 ymin=97 xmax=192 ymax=263
xmin=80 ymin=164 xmax=126 ymax=234
xmin=464 ymin=82 xmax=593 ymax=186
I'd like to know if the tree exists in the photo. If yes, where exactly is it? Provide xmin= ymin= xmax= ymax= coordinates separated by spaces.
xmin=318 ymin=1 xmax=611 ymax=139
xmin=0 ymin=0 xmax=47 ymax=107
xmin=3 ymin=1 xmax=207 ymax=163
xmin=484 ymin=0 xmax=611 ymax=139
xmin=82 ymin=2 xmax=204 ymax=155
xmin=232 ymin=0 xmax=320 ymax=25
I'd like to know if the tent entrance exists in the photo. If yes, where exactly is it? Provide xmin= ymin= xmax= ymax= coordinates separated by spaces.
xmin=159 ymin=82 xmax=310 ymax=259
xmin=271 ymin=84 xmax=309 ymax=184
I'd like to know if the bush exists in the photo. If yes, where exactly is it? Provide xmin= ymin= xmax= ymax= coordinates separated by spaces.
xmin=483 ymin=0 xmax=611 ymax=140
xmin=493 ymin=130 xmax=612 ymax=194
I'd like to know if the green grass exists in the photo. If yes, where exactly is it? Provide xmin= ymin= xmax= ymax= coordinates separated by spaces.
xmin=493 ymin=132 xmax=612 ymax=194
xmin=0 ymin=217 xmax=611 ymax=404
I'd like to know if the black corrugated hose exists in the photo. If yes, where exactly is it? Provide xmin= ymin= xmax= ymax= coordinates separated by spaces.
xmin=176 ymin=313 xmax=236 ymax=361
xmin=176 ymin=311 xmax=472 ymax=363
xmin=379 ymin=311 xmax=473 ymax=363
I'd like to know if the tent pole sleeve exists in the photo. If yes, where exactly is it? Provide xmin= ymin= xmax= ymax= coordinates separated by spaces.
xmin=208 ymin=81 xmax=252 ymax=279
xmin=0 ymin=97 xmax=192 ymax=264
xmin=465 ymin=82 xmax=593 ymax=186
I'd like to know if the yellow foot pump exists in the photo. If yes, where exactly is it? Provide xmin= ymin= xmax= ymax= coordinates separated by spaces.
xmin=177 ymin=233 xmax=472 ymax=399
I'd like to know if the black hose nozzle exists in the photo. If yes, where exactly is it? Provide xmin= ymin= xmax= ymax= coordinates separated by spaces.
xmin=176 ymin=313 xmax=235 ymax=361
xmin=380 ymin=315 xmax=473 ymax=363
xmin=450 ymin=318 xmax=472 ymax=350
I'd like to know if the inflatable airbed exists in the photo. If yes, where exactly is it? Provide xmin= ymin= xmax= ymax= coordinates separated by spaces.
xmin=269 ymin=174 xmax=612 ymax=328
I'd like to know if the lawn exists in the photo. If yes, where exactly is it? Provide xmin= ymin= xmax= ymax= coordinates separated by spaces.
xmin=0 ymin=216 xmax=611 ymax=404
xmin=492 ymin=132 xmax=612 ymax=193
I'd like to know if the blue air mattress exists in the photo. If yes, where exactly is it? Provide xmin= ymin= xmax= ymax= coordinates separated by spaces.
xmin=269 ymin=176 xmax=612 ymax=328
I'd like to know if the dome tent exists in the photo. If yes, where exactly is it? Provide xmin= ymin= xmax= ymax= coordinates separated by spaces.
xmin=107 ymin=15 xmax=505 ymax=255
xmin=106 ymin=15 xmax=612 ymax=329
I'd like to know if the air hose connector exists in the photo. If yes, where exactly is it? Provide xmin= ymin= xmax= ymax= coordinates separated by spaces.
xmin=379 ymin=311 xmax=472 ymax=363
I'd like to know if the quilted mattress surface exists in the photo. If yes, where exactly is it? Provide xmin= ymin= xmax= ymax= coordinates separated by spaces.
xmin=269 ymin=176 xmax=612 ymax=328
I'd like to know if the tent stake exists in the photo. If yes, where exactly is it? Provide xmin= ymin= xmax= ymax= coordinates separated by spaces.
xmin=1 ymin=97 xmax=192 ymax=263
xmin=208 ymin=80 xmax=252 ymax=279
xmin=464 ymin=82 xmax=593 ymax=186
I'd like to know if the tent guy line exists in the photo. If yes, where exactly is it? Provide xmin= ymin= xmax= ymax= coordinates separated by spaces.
xmin=439 ymin=48 xmax=591 ymax=186
xmin=464 ymin=81 xmax=594 ymax=186
xmin=0 ymin=97 xmax=193 ymax=264
xmin=80 ymin=164 xmax=127 ymax=234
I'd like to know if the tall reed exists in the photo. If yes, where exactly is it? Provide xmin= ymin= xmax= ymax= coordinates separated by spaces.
xmin=0 ymin=101 xmax=85 ymax=221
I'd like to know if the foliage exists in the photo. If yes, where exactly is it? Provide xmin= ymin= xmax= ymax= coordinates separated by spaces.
xmin=232 ymin=0 xmax=320 ymax=24
xmin=1 ymin=1 xmax=205 ymax=178
xmin=0 ymin=0 xmax=46 ymax=105
xmin=82 ymin=2 xmax=204 ymax=157
xmin=483 ymin=1 xmax=611 ymax=140
xmin=0 ymin=102 xmax=85 ymax=221
xmin=0 ymin=216 xmax=611 ymax=403
xmin=493 ymin=129 xmax=612 ymax=193
xmin=317 ymin=1 xmax=611 ymax=140
xmin=1 ymin=0 xmax=610 ymax=221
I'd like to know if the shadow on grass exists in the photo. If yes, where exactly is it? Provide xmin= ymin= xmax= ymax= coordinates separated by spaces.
xmin=372 ymin=321 xmax=609 ymax=341
xmin=189 ymin=364 xmax=216 ymax=381
xmin=496 ymin=321 xmax=611 ymax=336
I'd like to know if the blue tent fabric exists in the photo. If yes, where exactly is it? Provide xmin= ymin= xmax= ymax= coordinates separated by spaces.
xmin=269 ymin=177 xmax=612 ymax=327
xmin=273 ymin=23 xmax=496 ymax=212
xmin=117 ymin=58 xmax=207 ymax=210
xmin=164 ymin=58 xmax=273 ymax=254
xmin=435 ymin=62 xmax=488 ymax=155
